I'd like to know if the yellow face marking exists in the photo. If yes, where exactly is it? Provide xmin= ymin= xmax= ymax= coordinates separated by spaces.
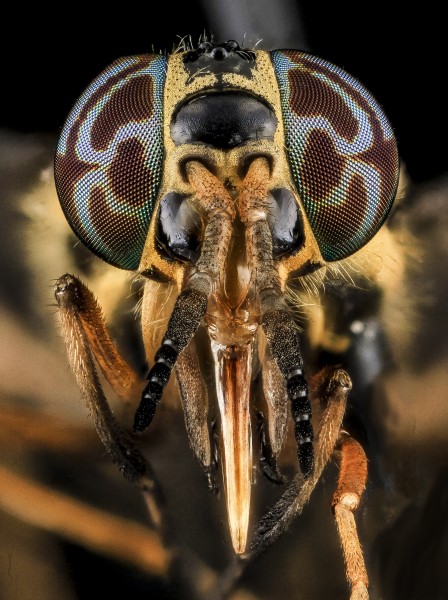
xmin=136 ymin=53 xmax=327 ymax=553
xmin=139 ymin=50 xmax=324 ymax=288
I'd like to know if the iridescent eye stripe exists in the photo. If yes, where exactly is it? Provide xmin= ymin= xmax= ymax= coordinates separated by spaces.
xmin=55 ymin=54 xmax=166 ymax=270
xmin=271 ymin=50 xmax=399 ymax=262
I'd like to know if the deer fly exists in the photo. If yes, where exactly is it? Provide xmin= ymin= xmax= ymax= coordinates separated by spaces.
xmin=54 ymin=40 xmax=399 ymax=598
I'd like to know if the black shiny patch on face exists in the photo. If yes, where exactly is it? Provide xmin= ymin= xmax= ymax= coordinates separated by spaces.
xmin=266 ymin=188 xmax=305 ymax=258
xmin=183 ymin=41 xmax=256 ymax=82
xmin=171 ymin=92 xmax=277 ymax=148
xmin=156 ymin=192 xmax=202 ymax=263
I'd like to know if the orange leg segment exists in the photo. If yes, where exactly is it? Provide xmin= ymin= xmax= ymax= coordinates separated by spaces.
xmin=332 ymin=435 xmax=369 ymax=600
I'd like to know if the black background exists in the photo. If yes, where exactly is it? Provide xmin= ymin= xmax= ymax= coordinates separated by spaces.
xmin=1 ymin=1 xmax=445 ymax=183
xmin=1 ymin=3 xmax=447 ymax=599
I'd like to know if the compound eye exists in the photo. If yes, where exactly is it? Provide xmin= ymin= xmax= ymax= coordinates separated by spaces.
xmin=271 ymin=50 xmax=399 ymax=262
xmin=156 ymin=193 xmax=203 ymax=263
xmin=54 ymin=54 xmax=167 ymax=270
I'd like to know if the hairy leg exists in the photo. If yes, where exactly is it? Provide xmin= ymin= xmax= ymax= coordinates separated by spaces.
xmin=54 ymin=274 xmax=163 ymax=528
xmin=247 ymin=367 xmax=351 ymax=556
xmin=332 ymin=435 xmax=369 ymax=599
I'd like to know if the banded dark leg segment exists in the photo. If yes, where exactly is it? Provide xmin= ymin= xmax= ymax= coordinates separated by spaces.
xmin=134 ymin=160 xmax=235 ymax=434
xmin=239 ymin=158 xmax=314 ymax=478
xmin=262 ymin=309 xmax=313 ymax=477
xmin=247 ymin=368 xmax=351 ymax=557
xmin=134 ymin=288 xmax=208 ymax=432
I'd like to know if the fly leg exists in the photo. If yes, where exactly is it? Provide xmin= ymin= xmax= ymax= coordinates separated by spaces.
xmin=54 ymin=274 xmax=163 ymax=528
xmin=55 ymin=274 xmax=140 ymax=400
xmin=247 ymin=367 xmax=351 ymax=556
xmin=332 ymin=435 xmax=369 ymax=600
xmin=133 ymin=161 xmax=235 ymax=433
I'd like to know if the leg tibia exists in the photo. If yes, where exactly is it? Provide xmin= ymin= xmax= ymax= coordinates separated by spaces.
xmin=332 ymin=436 xmax=369 ymax=599
xmin=54 ymin=274 xmax=162 ymax=527
xmin=54 ymin=274 xmax=139 ymax=401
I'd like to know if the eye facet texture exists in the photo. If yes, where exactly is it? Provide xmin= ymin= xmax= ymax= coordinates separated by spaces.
xmin=271 ymin=50 xmax=399 ymax=262
xmin=55 ymin=54 xmax=166 ymax=270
